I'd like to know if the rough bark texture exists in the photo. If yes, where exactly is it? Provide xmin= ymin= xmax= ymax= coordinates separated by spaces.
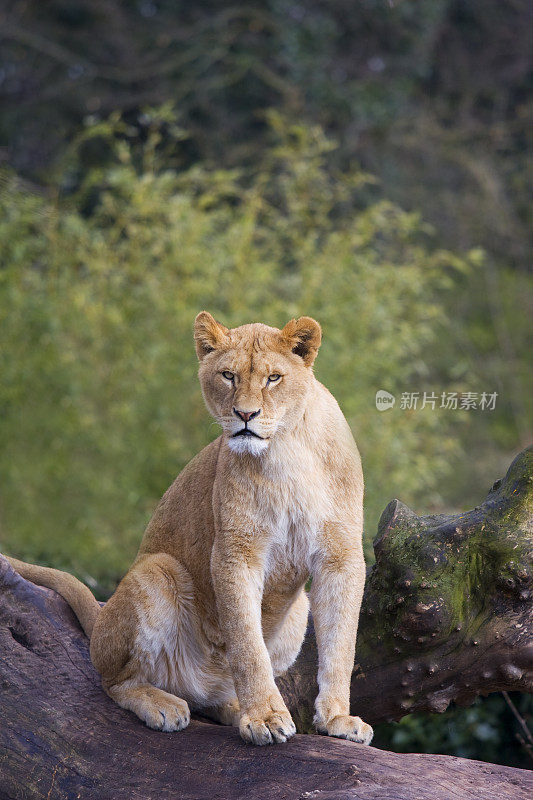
xmin=280 ymin=446 xmax=533 ymax=731
xmin=1 ymin=447 xmax=532 ymax=798
xmin=1 ymin=558 xmax=531 ymax=800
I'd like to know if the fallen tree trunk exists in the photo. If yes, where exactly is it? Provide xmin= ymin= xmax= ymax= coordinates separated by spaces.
xmin=1 ymin=447 xmax=532 ymax=798
xmin=280 ymin=445 xmax=533 ymax=730
xmin=0 ymin=558 xmax=531 ymax=800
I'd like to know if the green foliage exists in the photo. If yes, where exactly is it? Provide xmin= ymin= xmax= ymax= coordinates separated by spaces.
xmin=373 ymin=693 xmax=533 ymax=769
xmin=1 ymin=112 xmax=478 ymax=594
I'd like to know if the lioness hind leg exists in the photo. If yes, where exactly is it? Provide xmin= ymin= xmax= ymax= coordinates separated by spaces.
xmin=202 ymin=696 xmax=241 ymax=726
xmin=267 ymin=589 xmax=309 ymax=677
xmin=108 ymin=681 xmax=190 ymax=732
xmin=90 ymin=552 xmax=206 ymax=733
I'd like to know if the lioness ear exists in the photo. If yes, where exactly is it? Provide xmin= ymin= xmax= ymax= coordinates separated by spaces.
xmin=194 ymin=311 xmax=229 ymax=360
xmin=281 ymin=316 xmax=322 ymax=366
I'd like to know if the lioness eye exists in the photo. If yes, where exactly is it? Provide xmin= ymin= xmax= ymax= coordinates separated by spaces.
xmin=221 ymin=371 xmax=234 ymax=382
xmin=268 ymin=374 xmax=281 ymax=383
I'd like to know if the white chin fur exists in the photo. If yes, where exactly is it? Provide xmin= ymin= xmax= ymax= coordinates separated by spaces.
xmin=227 ymin=435 xmax=269 ymax=456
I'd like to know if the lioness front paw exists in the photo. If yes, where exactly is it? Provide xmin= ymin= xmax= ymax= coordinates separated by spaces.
xmin=239 ymin=709 xmax=296 ymax=745
xmin=320 ymin=714 xmax=373 ymax=744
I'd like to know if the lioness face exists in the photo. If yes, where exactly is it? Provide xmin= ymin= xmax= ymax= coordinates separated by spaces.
xmin=194 ymin=313 xmax=322 ymax=456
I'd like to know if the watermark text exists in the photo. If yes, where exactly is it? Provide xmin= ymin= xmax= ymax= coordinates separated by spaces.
xmin=375 ymin=390 xmax=498 ymax=412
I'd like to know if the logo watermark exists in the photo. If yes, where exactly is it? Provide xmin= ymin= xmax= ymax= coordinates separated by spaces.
xmin=375 ymin=390 xmax=498 ymax=412
xmin=375 ymin=390 xmax=396 ymax=411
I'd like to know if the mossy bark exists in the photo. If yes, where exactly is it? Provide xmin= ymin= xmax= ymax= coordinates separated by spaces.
xmin=279 ymin=446 xmax=533 ymax=729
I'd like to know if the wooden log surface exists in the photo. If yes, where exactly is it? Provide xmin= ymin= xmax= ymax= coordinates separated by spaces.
xmin=1 ymin=557 xmax=531 ymax=800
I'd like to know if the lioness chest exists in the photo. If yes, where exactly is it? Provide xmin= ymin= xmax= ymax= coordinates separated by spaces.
xmin=248 ymin=445 xmax=334 ymax=599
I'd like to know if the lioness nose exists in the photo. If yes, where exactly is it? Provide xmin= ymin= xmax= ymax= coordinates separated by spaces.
xmin=233 ymin=408 xmax=261 ymax=423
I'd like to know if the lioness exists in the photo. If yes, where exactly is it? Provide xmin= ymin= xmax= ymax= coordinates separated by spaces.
xmin=7 ymin=313 xmax=373 ymax=746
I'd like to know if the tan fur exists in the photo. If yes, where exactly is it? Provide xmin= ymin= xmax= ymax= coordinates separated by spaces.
xmin=5 ymin=556 xmax=100 ymax=637
xmin=6 ymin=313 xmax=373 ymax=746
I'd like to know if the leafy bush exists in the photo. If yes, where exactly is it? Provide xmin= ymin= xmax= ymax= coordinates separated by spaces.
xmin=0 ymin=112 xmax=479 ymax=594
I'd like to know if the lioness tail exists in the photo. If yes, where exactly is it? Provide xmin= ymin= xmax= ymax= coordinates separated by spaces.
xmin=4 ymin=556 xmax=100 ymax=638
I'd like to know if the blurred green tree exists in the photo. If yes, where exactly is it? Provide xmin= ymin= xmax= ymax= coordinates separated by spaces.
xmin=1 ymin=111 xmax=478 ymax=595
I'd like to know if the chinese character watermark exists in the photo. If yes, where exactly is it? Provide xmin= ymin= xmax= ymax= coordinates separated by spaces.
xmin=376 ymin=390 xmax=498 ymax=412
xmin=400 ymin=392 xmax=419 ymax=410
